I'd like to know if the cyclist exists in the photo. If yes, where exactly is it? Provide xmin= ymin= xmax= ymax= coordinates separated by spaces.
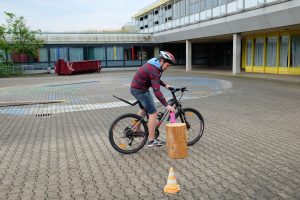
xmin=130 ymin=51 xmax=176 ymax=147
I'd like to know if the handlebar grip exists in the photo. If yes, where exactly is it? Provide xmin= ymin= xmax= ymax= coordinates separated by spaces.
xmin=181 ymin=87 xmax=187 ymax=92
xmin=168 ymin=87 xmax=175 ymax=91
xmin=169 ymin=87 xmax=188 ymax=93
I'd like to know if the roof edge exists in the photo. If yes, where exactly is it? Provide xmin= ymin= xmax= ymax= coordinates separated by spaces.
xmin=132 ymin=0 xmax=172 ymax=19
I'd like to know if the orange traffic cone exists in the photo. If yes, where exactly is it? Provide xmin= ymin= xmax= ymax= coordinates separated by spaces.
xmin=164 ymin=167 xmax=180 ymax=194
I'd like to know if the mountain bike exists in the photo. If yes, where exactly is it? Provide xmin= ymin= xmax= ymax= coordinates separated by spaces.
xmin=108 ymin=87 xmax=204 ymax=154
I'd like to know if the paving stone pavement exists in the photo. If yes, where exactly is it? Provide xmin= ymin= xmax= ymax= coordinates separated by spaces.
xmin=0 ymin=70 xmax=299 ymax=200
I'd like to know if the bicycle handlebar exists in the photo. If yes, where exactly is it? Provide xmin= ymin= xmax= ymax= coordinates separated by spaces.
xmin=169 ymin=87 xmax=188 ymax=93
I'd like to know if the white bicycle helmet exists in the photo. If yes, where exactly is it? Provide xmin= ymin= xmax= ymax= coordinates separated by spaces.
xmin=159 ymin=51 xmax=176 ymax=64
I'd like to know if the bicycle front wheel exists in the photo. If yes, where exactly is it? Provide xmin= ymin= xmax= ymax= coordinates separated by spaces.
xmin=176 ymin=108 xmax=204 ymax=146
xmin=109 ymin=113 xmax=148 ymax=154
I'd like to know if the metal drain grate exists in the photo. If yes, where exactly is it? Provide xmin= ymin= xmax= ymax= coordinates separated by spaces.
xmin=35 ymin=113 xmax=53 ymax=117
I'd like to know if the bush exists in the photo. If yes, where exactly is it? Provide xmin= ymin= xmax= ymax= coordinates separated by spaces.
xmin=0 ymin=63 xmax=23 ymax=77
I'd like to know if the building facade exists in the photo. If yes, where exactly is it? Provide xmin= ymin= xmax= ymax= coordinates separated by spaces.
xmin=134 ymin=0 xmax=300 ymax=75
xmin=0 ymin=33 xmax=157 ymax=69
xmin=37 ymin=33 xmax=158 ymax=69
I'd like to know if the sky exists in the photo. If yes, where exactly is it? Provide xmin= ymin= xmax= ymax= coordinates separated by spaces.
xmin=0 ymin=0 xmax=155 ymax=32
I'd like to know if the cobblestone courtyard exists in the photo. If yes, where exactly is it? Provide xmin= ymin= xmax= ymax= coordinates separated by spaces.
xmin=0 ymin=70 xmax=299 ymax=199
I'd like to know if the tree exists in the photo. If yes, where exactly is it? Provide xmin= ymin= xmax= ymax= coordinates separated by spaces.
xmin=0 ymin=23 xmax=9 ymax=62
xmin=0 ymin=12 xmax=43 ymax=63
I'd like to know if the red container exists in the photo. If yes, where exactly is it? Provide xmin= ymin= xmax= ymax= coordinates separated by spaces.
xmin=12 ymin=53 xmax=29 ymax=62
xmin=54 ymin=59 xmax=66 ymax=75
xmin=55 ymin=59 xmax=101 ymax=75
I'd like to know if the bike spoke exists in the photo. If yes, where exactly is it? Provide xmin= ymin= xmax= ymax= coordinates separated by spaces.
xmin=109 ymin=114 xmax=148 ymax=154
xmin=176 ymin=108 xmax=204 ymax=146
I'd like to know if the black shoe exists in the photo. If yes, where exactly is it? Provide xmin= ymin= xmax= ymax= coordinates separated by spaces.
xmin=147 ymin=139 xmax=164 ymax=147
xmin=156 ymin=138 xmax=166 ymax=145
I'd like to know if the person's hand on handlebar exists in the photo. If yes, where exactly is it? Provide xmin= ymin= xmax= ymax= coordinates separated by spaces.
xmin=166 ymin=105 xmax=175 ymax=112
xmin=165 ymin=84 xmax=174 ymax=91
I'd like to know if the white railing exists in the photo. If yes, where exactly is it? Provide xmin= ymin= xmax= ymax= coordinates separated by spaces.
xmin=35 ymin=33 xmax=154 ymax=44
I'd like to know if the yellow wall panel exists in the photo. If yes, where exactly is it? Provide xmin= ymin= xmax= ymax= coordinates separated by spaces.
xmin=278 ymin=67 xmax=289 ymax=74
xmin=253 ymin=66 xmax=265 ymax=73
xmin=288 ymin=68 xmax=300 ymax=75
xmin=245 ymin=66 xmax=253 ymax=72
xmin=265 ymin=67 xmax=277 ymax=74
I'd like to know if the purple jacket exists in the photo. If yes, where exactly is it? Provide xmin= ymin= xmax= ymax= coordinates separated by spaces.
xmin=131 ymin=63 xmax=168 ymax=107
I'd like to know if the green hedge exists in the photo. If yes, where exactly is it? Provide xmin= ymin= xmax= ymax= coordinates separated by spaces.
xmin=0 ymin=64 xmax=23 ymax=77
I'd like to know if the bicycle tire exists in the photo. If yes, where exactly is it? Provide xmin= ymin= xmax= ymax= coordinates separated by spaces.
xmin=109 ymin=113 xmax=148 ymax=154
xmin=176 ymin=108 xmax=204 ymax=146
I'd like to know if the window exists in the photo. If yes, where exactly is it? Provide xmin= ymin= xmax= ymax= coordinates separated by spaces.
xmin=174 ymin=2 xmax=180 ymax=19
xmin=266 ymin=36 xmax=277 ymax=66
xmin=164 ymin=4 xmax=171 ymax=10
xmin=219 ymin=0 xmax=226 ymax=5
xmin=212 ymin=0 xmax=219 ymax=7
xmin=254 ymin=38 xmax=264 ymax=66
xmin=205 ymin=0 xmax=212 ymax=9
xmin=181 ymin=0 xmax=186 ymax=16
xmin=142 ymin=46 xmax=154 ymax=60
xmin=189 ymin=0 xmax=200 ymax=14
xmin=69 ymin=48 xmax=83 ymax=61
xmin=190 ymin=0 xmax=195 ymax=14
xmin=124 ymin=46 xmax=141 ymax=60
xmin=165 ymin=4 xmax=171 ymax=10
xmin=200 ymin=0 xmax=205 ymax=11
xmin=166 ymin=4 xmax=172 ymax=18
xmin=50 ymin=48 xmax=67 ymax=62
xmin=94 ymin=48 xmax=105 ymax=60
xmin=165 ymin=17 xmax=172 ymax=22
xmin=93 ymin=47 xmax=105 ymax=60
xmin=107 ymin=46 xmax=123 ymax=60
xmin=140 ymin=17 xmax=143 ymax=21
xmin=245 ymin=0 xmax=258 ymax=8
xmin=291 ymin=35 xmax=300 ymax=67
xmin=257 ymin=0 xmax=265 ymax=4
xmin=246 ymin=39 xmax=252 ymax=66
xmin=185 ymin=0 xmax=190 ymax=15
xmin=280 ymin=36 xmax=289 ymax=67
xmin=38 ymin=48 xmax=48 ymax=62
xmin=194 ymin=0 xmax=200 ymax=13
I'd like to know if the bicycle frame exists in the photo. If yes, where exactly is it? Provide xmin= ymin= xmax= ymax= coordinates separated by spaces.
xmin=113 ymin=87 xmax=190 ymax=138
xmin=138 ymin=89 xmax=190 ymax=138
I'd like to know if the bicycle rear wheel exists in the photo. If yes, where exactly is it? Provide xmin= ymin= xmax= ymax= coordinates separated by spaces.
xmin=176 ymin=108 xmax=204 ymax=146
xmin=109 ymin=113 xmax=148 ymax=154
